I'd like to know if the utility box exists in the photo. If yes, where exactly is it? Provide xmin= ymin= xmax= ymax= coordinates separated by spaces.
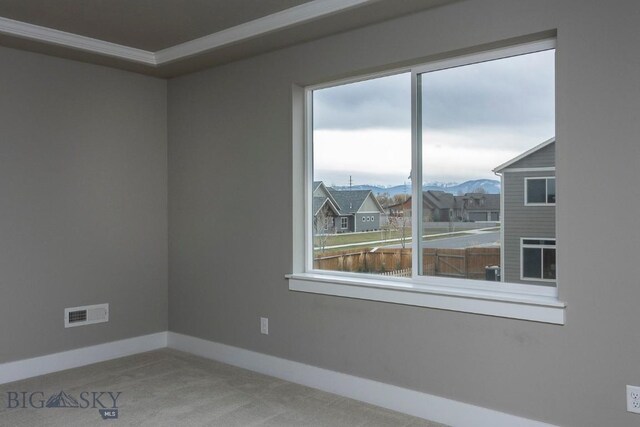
xmin=485 ymin=266 xmax=501 ymax=281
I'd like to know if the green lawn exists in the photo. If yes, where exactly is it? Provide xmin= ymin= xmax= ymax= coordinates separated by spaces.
xmin=315 ymin=231 xmax=476 ymax=252
xmin=319 ymin=228 xmax=467 ymax=247
xmin=321 ymin=229 xmax=411 ymax=246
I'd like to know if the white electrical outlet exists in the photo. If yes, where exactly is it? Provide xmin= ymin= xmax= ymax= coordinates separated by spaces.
xmin=260 ymin=317 xmax=269 ymax=335
xmin=627 ymin=385 xmax=640 ymax=413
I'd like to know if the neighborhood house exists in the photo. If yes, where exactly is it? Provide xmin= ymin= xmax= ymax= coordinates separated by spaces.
xmin=387 ymin=191 xmax=500 ymax=223
xmin=313 ymin=181 xmax=386 ymax=233
xmin=494 ymin=137 xmax=556 ymax=285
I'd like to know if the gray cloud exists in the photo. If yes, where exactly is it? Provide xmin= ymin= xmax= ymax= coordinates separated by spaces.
xmin=313 ymin=49 xmax=555 ymax=138
xmin=421 ymin=49 xmax=555 ymax=134
xmin=313 ymin=72 xmax=410 ymax=130
xmin=313 ymin=49 xmax=555 ymax=185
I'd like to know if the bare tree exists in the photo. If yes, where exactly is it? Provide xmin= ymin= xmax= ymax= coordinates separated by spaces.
xmin=385 ymin=192 xmax=411 ymax=248
xmin=380 ymin=221 xmax=392 ymax=241
xmin=313 ymin=206 xmax=334 ymax=253
xmin=375 ymin=192 xmax=392 ymax=208
xmin=448 ymin=208 xmax=455 ymax=233
xmin=392 ymin=193 xmax=409 ymax=205
xmin=388 ymin=212 xmax=411 ymax=249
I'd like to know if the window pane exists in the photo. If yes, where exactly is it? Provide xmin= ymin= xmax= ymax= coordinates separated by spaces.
xmin=547 ymin=178 xmax=556 ymax=203
xmin=542 ymin=248 xmax=556 ymax=279
xmin=523 ymin=248 xmax=542 ymax=278
xmin=527 ymin=179 xmax=546 ymax=204
xmin=523 ymin=239 xmax=544 ymax=245
xmin=418 ymin=48 xmax=556 ymax=286
xmin=312 ymin=73 xmax=412 ymax=276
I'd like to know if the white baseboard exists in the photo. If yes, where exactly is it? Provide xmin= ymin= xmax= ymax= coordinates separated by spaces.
xmin=0 ymin=331 xmax=167 ymax=385
xmin=0 ymin=331 xmax=556 ymax=427
xmin=167 ymin=332 xmax=557 ymax=427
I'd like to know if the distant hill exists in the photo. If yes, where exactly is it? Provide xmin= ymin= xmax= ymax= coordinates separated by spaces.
xmin=423 ymin=179 xmax=501 ymax=195
xmin=331 ymin=179 xmax=500 ymax=196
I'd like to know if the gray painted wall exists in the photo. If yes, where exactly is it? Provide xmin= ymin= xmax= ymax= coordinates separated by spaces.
xmin=0 ymin=46 xmax=168 ymax=363
xmin=167 ymin=1 xmax=640 ymax=426
xmin=503 ymin=170 xmax=556 ymax=284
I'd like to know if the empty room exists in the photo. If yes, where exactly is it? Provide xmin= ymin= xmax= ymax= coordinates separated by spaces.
xmin=0 ymin=1 xmax=638 ymax=426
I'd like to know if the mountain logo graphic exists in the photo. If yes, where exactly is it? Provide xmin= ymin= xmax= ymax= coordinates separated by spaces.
xmin=45 ymin=391 xmax=80 ymax=408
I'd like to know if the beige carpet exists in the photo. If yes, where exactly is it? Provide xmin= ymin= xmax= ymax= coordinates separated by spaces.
xmin=0 ymin=349 xmax=446 ymax=426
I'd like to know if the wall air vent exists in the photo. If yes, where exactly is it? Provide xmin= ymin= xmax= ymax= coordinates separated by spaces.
xmin=64 ymin=303 xmax=109 ymax=328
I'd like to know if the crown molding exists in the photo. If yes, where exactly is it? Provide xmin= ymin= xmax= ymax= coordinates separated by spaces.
xmin=154 ymin=0 xmax=378 ymax=64
xmin=0 ymin=0 xmax=379 ymax=68
xmin=0 ymin=16 xmax=157 ymax=65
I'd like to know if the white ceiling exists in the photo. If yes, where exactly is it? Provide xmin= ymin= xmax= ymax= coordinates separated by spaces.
xmin=0 ymin=0 xmax=460 ymax=77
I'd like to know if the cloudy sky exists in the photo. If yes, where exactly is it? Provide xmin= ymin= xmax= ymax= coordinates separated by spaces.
xmin=313 ymin=49 xmax=555 ymax=187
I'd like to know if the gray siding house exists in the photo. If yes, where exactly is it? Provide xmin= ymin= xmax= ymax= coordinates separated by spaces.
xmin=387 ymin=191 xmax=500 ymax=223
xmin=312 ymin=182 xmax=341 ymax=233
xmin=312 ymin=181 xmax=386 ymax=233
xmin=454 ymin=193 xmax=500 ymax=222
xmin=494 ymin=138 xmax=556 ymax=285
xmin=423 ymin=190 xmax=455 ymax=222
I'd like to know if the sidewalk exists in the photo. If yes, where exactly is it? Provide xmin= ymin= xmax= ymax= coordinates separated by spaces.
xmin=315 ymin=227 xmax=497 ymax=250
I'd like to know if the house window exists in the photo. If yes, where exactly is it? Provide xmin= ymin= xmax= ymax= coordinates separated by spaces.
xmin=521 ymin=239 xmax=556 ymax=281
xmin=525 ymin=177 xmax=556 ymax=205
xmin=290 ymin=39 xmax=564 ymax=324
xmin=341 ymin=217 xmax=348 ymax=229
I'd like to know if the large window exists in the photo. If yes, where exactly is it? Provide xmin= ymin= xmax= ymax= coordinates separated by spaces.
xmin=292 ymin=39 xmax=564 ymax=324
xmin=521 ymin=239 xmax=556 ymax=281
xmin=525 ymin=177 xmax=556 ymax=205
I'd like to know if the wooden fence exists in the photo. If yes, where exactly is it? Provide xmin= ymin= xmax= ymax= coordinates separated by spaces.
xmin=314 ymin=247 xmax=499 ymax=280
xmin=379 ymin=267 xmax=412 ymax=277
xmin=313 ymin=248 xmax=411 ymax=274
xmin=422 ymin=247 xmax=500 ymax=280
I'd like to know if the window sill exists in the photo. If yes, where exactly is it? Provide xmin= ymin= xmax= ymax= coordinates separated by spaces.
xmin=286 ymin=273 xmax=565 ymax=324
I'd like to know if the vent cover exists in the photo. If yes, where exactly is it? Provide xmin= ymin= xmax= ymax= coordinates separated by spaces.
xmin=64 ymin=304 xmax=109 ymax=328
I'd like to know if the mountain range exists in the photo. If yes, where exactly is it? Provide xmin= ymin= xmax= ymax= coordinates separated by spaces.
xmin=332 ymin=179 xmax=500 ymax=196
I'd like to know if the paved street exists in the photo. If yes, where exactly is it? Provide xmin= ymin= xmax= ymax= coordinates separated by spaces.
xmin=423 ymin=231 xmax=500 ymax=249
xmin=383 ymin=231 xmax=500 ymax=249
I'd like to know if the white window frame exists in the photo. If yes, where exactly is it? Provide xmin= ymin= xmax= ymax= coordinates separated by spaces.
xmin=287 ymin=38 xmax=565 ymax=325
xmin=341 ymin=217 xmax=348 ymax=229
xmin=520 ymin=238 xmax=557 ymax=282
xmin=524 ymin=177 xmax=556 ymax=206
